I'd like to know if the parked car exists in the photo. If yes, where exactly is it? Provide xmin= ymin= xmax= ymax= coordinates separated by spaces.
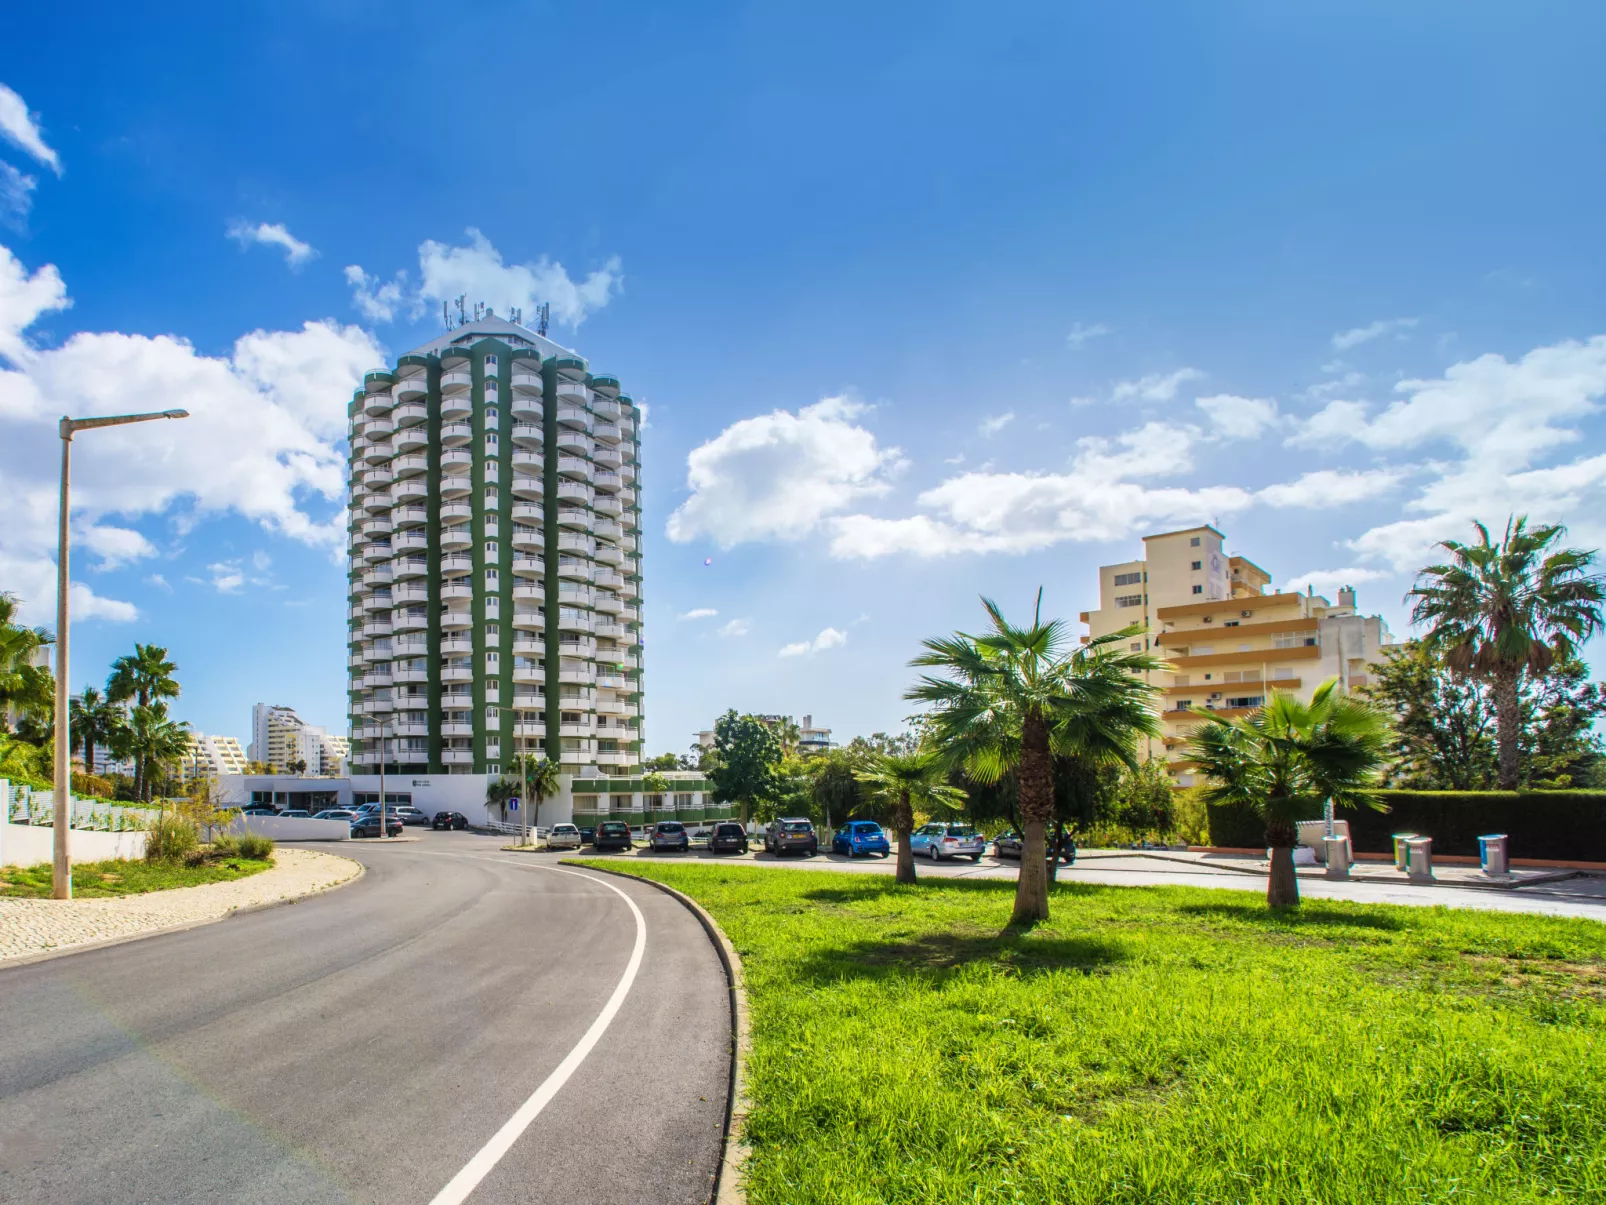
xmin=832 ymin=820 xmax=891 ymax=858
xmin=430 ymin=811 xmax=469 ymax=830
xmin=351 ymin=813 xmax=403 ymax=838
xmin=993 ymin=829 xmax=1025 ymax=859
xmin=649 ymin=821 xmax=690 ymax=852
xmin=242 ymin=805 xmax=278 ymax=816
xmin=764 ymin=818 xmax=819 ymax=856
xmin=578 ymin=826 xmax=596 ymax=845
xmin=547 ymin=823 xmax=583 ymax=850
xmin=911 ymin=822 xmax=985 ymax=862
xmin=707 ymin=821 xmax=749 ymax=854
xmin=594 ymin=820 xmax=633 ymax=851
xmin=313 ymin=809 xmax=356 ymax=822
xmin=391 ymin=805 xmax=429 ymax=827
xmin=278 ymin=809 xmax=311 ymax=819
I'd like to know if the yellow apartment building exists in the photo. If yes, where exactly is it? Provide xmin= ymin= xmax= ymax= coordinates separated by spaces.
xmin=1080 ymin=525 xmax=1393 ymax=787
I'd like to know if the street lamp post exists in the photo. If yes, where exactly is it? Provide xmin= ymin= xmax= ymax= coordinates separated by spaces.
xmin=54 ymin=410 xmax=189 ymax=899
xmin=376 ymin=720 xmax=389 ymax=839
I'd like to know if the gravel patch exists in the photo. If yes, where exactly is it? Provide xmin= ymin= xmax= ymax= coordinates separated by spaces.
xmin=0 ymin=848 xmax=362 ymax=963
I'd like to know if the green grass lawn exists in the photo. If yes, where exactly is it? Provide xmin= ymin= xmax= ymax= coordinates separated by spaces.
xmin=575 ymin=861 xmax=1606 ymax=1204
xmin=0 ymin=856 xmax=273 ymax=898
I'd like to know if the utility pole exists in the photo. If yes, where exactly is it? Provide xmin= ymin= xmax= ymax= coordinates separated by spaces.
xmin=54 ymin=409 xmax=188 ymax=898
xmin=377 ymin=720 xmax=387 ymax=838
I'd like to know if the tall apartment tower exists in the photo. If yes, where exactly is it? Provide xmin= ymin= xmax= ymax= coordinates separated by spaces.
xmin=345 ymin=316 xmax=644 ymax=784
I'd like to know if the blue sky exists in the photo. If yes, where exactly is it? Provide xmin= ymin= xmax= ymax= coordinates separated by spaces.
xmin=2 ymin=1 xmax=1605 ymax=756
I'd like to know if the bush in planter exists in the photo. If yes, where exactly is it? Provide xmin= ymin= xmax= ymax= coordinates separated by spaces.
xmin=144 ymin=813 xmax=198 ymax=862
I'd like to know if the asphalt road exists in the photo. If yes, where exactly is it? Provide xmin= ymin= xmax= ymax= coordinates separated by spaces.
xmin=582 ymin=844 xmax=1606 ymax=921
xmin=0 ymin=834 xmax=730 ymax=1205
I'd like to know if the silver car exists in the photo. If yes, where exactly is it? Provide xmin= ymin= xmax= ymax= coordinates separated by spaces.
xmin=546 ymin=823 xmax=583 ymax=850
xmin=912 ymin=822 xmax=986 ymax=862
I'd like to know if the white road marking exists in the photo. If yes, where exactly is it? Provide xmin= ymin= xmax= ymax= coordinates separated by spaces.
xmin=428 ymin=860 xmax=647 ymax=1205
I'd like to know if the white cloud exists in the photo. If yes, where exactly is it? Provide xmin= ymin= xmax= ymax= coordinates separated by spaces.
xmin=1196 ymin=394 xmax=1279 ymax=440
xmin=1332 ymin=317 xmax=1417 ymax=351
xmin=251 ymin=549 xmax=271 ymax=572
xmin=0 ymin=240 xmax=384 ymax=626
xmin=1282 ymin=566 xmax=1392 ymax=596
xmin=717 ymin=618 xmax=750 ymax=637
xmin=677 ymin=607 xmax=718 ymax=621
xmin=227 ymin=221 xmax=317 ymax=269
xmin=0 ymin=84 xmax=61 ymax=175
xmin=779 ymin=626 xmax=847 ymax=657
xmin=77 ymin=524 xmax=157 ymax=570
xmin=206 ymin=561 xmax=245 ymax=593
xmin=1256 ymin=468 xmax=1404 ymax=508
xmin=979 ymin=411 xmax=1014 ymax=436
xmin=417 ymin=229 xmax=620 ymax=328
xmin=1066 ymin=322 xmax=1111 ymax=348
xmin=145 ymin=573 xmax=171 ymax=592
xmin=1111 ymin=367 xmax=1205 ymax=403
xmin=344 ymin=265 xmax=407 ymax=323
xmin=0 ymin=162 xmax=36 ymax=225
xmin=666 ymin=396 xmax=904 ymax=548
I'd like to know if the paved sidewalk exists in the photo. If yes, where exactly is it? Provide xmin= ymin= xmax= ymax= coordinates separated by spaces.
xmin=0 ymin=848 xmax=362 ymax=963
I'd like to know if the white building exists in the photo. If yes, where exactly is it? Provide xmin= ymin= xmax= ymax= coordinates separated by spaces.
xmin=180 ymin=733 xmax=249 ymax=783
xmin=250 ymin=703 xmax=345 ymax=776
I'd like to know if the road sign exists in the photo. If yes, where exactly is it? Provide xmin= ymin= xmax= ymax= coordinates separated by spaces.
xmin=509 ymin=798 xmax=520 ymax=812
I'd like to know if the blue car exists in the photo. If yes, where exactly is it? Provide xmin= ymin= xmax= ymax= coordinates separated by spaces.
xmin=831 ymin=820 xmax=891 ymax=858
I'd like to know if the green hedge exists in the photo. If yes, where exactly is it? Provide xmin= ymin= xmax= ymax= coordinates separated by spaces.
xmin=1207 ymin=791 xmax=1606 ymax=862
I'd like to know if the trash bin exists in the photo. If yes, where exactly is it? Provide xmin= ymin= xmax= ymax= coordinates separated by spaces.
xmin=1478 ymin=833 xmax=1510 ymax=877
xmin=1392 ymin=833 xmax=1418 ymax=872
xmin=1404 ymin=836 xmax=1433 ymax=881
xmin=1323 ymin=835 xmax=1352 ymax=879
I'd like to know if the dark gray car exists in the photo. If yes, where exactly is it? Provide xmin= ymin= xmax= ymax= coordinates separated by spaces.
xmin=764 ymin=818 xmax=818 ymax=856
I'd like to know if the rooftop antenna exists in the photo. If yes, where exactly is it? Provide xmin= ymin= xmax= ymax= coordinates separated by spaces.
xmin=442 ymin=300 xmax=449 ymax=331
xmin=537 ymin=302 xmax=550 ymax=337
xmin=511 ymin=306 xmax=522 ymax=326
xmin=455 ymin=295 xmax=466 ymax=327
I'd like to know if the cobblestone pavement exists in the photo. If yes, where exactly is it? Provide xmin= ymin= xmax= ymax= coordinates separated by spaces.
xmin=0 ymin=848 xmax=362 ymax=962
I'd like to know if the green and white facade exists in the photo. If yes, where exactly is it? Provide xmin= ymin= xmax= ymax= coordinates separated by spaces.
xmin=345 ymin=317 xmax=646 ymax=805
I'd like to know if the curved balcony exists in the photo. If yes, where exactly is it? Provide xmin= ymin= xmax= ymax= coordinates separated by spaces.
xmin=512 ymin=608 xmax=544 ymax=629
xmin=593 ymin=568 xmax=625 ymax=590
xmin=619 ymin=462 xmax=637 ymax=484
xmin=557 ymin=532 xmax=593 ymax=555
xmin=511 ymin=370 xmax=544 ymax=394
xmin=393 ymin=401 xmax=428 ymax=427
xmin=393 ymin=667 xmax=428 ymax=685
xmin=556 ymin=428 xmax=592 ymax=456
xmin=441 ymin=581 xmax=474 ymax=601
xmin=556 ymin=559 xmax=591 ymax=583
xmin=557 ymin=584 xmax=592 ymax=607
xmin=511 ymin=529 xmax=543 ymax=553
xmin=559 ymin=636 xmax=598 ymax=658
xmin=511 ymin=473 xmax=542 ymax=500
xmin=592 ymin=421 xmax=622 ymax=444
xmin=442 ymin=667 xmax=474 ymax=685
xmin=555 ymin=404 xmax=591 ymax=430
xmin=511 ymin=503 xmax=543 ymax=525
xmin=361 ymin=567 xmax=393 ymax=589
xmin=395 ymin=426 xmax=428 ymax=454
xmin=391 ymin=478 xmax=426 ymax=506
xmin=512 ymin=639 xmax=544 ymax=657
xmin=441 ymin=421 xmax=473 ymax=445
xmin=554 ymin=380 xmax=590 ymax=407
xmin=393 ymin=586 xmax=430 ymax=606
xmin=361 ymin=516 xmax=393 ymax=538
xmin=440 ymin=478 xmax=470 ymax=500
xmin=364 ymin=390 xmax=395 ymax=417
xmin=362 ymin=594 xmax=394 ymax=614
xmin=591 ymin=470 xmax=622 ymax=494
xmin=592 ymin=444 xmax=623 ymax=470
xmin=512 ymin=450 xmax=544 ymax=474
xmin=558 ymin=666 xmax=595 ymax=686
xmin=362 ymin=467 xmax=393 ymax=490
xmin=593 ymin=493 xmax=623 ymax=517
xmin=440 ymin=369 xmax=472 ymax=394
xmin=510 ymin=396 xmax=542 ymax=422
xmin=557 ymin=508 xmax=591 ymax=531
xmin=391 ymin=504 xmax=428 ymax=527
xmin=361 ymin=619 xmax=393 ymax=638
xmin=441 ymin=449 xmax=472 ymax=474
xmin=362 ymin=645 xmax=392 ymax=663
xmin=440 ymin=637 xmax=473 ymax=655
xmin=392 ymin=611 xmax=427 ymax=632
xmin=592 ymin=520 xmax=623 ymax=542
xmin=393 ymin=453 xmax=429 ymax=477
xmin=511 ymin=423 xmax=542 ymax=446
xmin=361 ymin=542 xmax=393 ymax=563
xmin=362 ymin=444 xmax=393 ymax=468
xmin=594 ymin=695 xmax=626 ymax=715
xmin=560 ymin=722 xmax=596 ymax=739
xmin=512 ymin=584 xmax=545 ymax=604
xmin=395 ymin=375 xmax=428 ymax=402
xmin=439 ymin=750 xmax=473 ymax=766
xmin=440 ymin=501 xmax=473 ymax=524
xmin=363 ymin=415 xmax=396 ymax=439
xmin=593 ymin=593 xmax=623 ymax=615
xmin=512 ymin=665 xmax=542 ymax=685
xmin=441 ymin=530 xmax=472 ymax=554
xmin=392 ymin=532 xmax=428 ymax=555
xmin=440 ymin=608 xmax=473 ymax=629
xmin=441 ymin=554 xmax=474 ymax=574
xmin=439 ymin=722 xmax=474 ymax=738
xmin=591 ymin=398 xmax=621 ymax=422
xmin=557 ymin=480 xmax=593 ymax=505
xmin=393 ymin=557 xmax=427 ymax=579
xmin=442 ymin=397 xmax=471 ymax=424
xmin=362 ymin=491 xmax=394 ymax=515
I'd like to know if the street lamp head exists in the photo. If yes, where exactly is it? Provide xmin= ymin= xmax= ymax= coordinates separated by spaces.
xmin=162 ymin=409 xmax=190 ymax=419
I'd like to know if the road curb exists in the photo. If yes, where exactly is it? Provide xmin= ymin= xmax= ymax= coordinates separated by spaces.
xmin=567 ymin=860 xmax=752 ymax=1205
xmin=0 ymin=852 xmax=365 ymax=971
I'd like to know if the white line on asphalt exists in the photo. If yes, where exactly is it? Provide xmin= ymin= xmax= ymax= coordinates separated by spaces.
xmin=428 ymin=861 xmax=647 ymax=1205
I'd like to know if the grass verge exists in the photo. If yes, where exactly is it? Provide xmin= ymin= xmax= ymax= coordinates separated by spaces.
xmin=0 ymin=855 xmax=273 ymax=898
xmin=573 ymin=860 xmax=1606 ymax=1204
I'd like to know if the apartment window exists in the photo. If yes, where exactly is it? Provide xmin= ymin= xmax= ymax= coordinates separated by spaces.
xmin=1173 ymin=674 xmax=1190 ymax=686
xmin=1113 ymin=571 xmax=1143 ymax=587
xmin=1192 ymin=585 xmax=1203 ymax=595
xmin=1191 ymin=560 xmax=1202 ymax=571
xmin=1175 ymin=699 xmax=1193 ymax=710
xmin=485 ymin=568 xmax=499 ymax=585
xmin=1115 ymin=594 xmax=1143 ymax=608
xmin=485 ymin=434 xmax=499 ymax=452
xmin=484 ymin=406 xmax=500 ymax=427
xmin=484 ymin=486 xmax=499 ymax=504
xmin=1224 ymin=620 xmax=1239 ymax=627
xmin=484 ymin=541 xmax=500 ymax=559
xmin=1272 ymin=667 xmax=1294 ymax=680
xmin=486 ymin=706 xmax=499 ymax=723
xmin=1130 ymin=642 xmax=1141 ymax=652
xmin=1190 ymin=536 xmax=1201 ymax=547
xmin=485 ymin=763 xmax=499 ymax=776
xmin=1273 ymin=633 xmax=1317 ymax=649
xmin=1226 ymin=695 xmax=1264 ymax=709
xmin=484 ymin=355 xmax=498 ymax=368
xmin=486 ymin=678 xmax=500 ymax=694
xmin=484 ymin=623 xmax=499 ymax=639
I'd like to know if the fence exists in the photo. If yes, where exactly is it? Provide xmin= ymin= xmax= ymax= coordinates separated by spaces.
xmin=1 ymin=780 xmax=162 ymax=832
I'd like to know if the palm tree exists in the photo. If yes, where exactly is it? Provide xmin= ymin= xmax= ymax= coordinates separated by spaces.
xmin=508 ymin=753 xmax=560 ymax=833
xmin=907 ymin=594 xmax=1165 ymax=924
xmin=856 ymin=745 xmax=966 ymax=884
xmin=107 ymin=644 xmax=181 ymax=799
xmin=0 ymin=592 xmax=55 ymax=731
xmin=123 ymin=703 xmax=192 ymax=803
xmin=1185 ymin=679 xmax=1388 ymax=907
xmin=1410 ymin=516 xmax=1606 ymax=790
xmin=69 ymin=686 xmax=123 ymax=776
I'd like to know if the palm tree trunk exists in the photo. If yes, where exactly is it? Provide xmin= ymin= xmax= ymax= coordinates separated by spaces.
xmin=1492 ymin=665 xmax=1522 ymax=791
xmin=1265 ymin=816 xmax=1300 ymax=907
xmin=894 ymin=792 xmax=917 ymax=884
xmin=1012 ymin=712 xmax=1053 ymax=925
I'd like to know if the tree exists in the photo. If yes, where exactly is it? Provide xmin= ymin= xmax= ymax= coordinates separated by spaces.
xmin=1410 ymin=517 xmax=1606 ymax=790
xmin=1360 ymin=641 xmax=1497 ymax=789
xmin=642 ymin=752 xmax=680 ymax=772
xmin=807 ymin=748 xmax=861 ymax=829
xmin=107 ymin=644 xmax=181 ymax=800
xmin=486 ymin=777 xmax=515 ymax=823
xmin=70 ymin=687 xmax=125 ymax=778
xmin=908 ymin=594 xmax=1164 ymax=925
xmin=707 ymin=710 xmax=782 ymax=826
xmin=123 ymin=703 xmax=192 ymax=802
xmin=856 ymin=746 xmax=966 ymax=883
xmin=1185 ymin=679 xmax=1389 ymax=908
xmin=1520 ymin=658 xmax=1606 ymax=787
xmin=0 ymin=592 xmax=54 ymax=731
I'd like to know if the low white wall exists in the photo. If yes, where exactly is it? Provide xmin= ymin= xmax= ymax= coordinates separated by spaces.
xmin=222 ymin=814 xmax=350 ymax=842
xmin=1 ymin=821 xmax=148 ymax=867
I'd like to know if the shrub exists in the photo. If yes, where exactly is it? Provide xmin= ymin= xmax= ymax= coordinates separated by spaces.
xmin=210 ymin=834 xmax=241 ymax=857
xmin=235 ymin=833 xmax=275 ymax=860
xmin=144 ymin=813 xmax=198 ymax=863
xmin=182 ymin=847 xmax=210 ymax=868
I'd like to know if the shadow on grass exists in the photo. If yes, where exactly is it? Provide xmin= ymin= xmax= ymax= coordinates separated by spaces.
xmin=793 ymin=928 xmax=1128 ymax=986
xmin=1177 ymin=900 xmax=1406 ymax=932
